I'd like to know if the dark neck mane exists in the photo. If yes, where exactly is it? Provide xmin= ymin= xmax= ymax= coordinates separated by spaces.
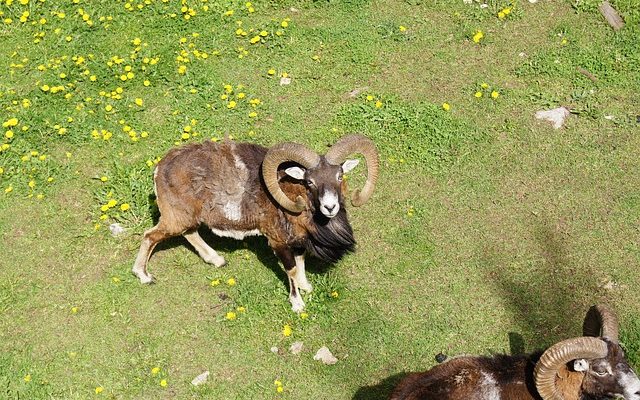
xmin=305 ymin=209 xmax=356 ymax=263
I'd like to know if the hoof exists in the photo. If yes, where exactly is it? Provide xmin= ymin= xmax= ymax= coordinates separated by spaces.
xmin=204 ymin=255 xmax=226 ymax=268
xmin=133 ymin=269 xmax=155 ymax=284
xmin=290 ymin=295 xmax=305 ymax=313
xmin=298 ymin=282 xmax=313 ymax=293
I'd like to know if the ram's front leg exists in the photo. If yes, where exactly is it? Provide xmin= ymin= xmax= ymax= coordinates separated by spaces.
xmin=294 ymin=251 xmax=312 ymax=293
xmin=274 ymin=246 xmax=305 ymax=313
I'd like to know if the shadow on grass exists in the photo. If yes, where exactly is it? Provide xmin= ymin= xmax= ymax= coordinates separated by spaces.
xmin=149 ymin=225 xmax=338 ymax=287
xmin=484 ymin=217 xmax=605 ymax=344
xmin=352 ymin=372 xmax=409 ymax=400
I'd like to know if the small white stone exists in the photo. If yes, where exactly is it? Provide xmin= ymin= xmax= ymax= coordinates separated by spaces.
xmin=290 ymin=341 xmax=304 ymax=355
xmin=313 ymin=346 xmax=338 ymax=365
xmin=191 ymin=371 xmax=210 ymax=386
xmin=528 ymin=0 xmax=538 ymax=3
xmin=280 ymin=77 xmax=292 ymax=86
xmin=109 ymin=223 xmax=125 ymax=236
xmin=270 ymin=346 xmax=279 ymax=354
xmin=535 ymin=107 xmax=571 ymax=129
xmin=480 ymin=3 xmax=488 ymax=8
xmin=604 ymin=115 xmax=615 ymax=120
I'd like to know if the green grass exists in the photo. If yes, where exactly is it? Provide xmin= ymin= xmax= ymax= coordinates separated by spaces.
xmin=1 ymin=0 xmax=640 ymax=398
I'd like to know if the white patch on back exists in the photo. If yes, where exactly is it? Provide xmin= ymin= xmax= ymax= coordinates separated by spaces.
xmin=479 ymin=372 xmax=501 ymax=400
xmin=223 ymin=202 xmax=242 ymax=221
xmin=210 ymin=228 xmax=261 ymax=240
xmin=220 ymin=152 xmax=248 ymax=221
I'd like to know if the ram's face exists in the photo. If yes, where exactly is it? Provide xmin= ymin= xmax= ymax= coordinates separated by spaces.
xmin=285 ymin=158 xmax=359 ymax=219
xmin=577 ymin=341 xmax=640 ymax=400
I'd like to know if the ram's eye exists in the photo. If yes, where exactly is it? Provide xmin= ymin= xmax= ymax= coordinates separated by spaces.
xmin=306 ymin=180 xmax=316 ymax=187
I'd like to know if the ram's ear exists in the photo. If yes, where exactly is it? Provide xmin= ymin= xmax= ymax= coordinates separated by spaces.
xmin=341 ymin=159 xmax=359 ymax=173
xmin=284 ymin=166 xmax=305 ymax=180
xmin=573 ymin=359 xmax=590 ymax=372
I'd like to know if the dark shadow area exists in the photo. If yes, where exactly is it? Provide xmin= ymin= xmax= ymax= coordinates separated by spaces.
xmin=484 ymin=217 xmax=605 ymax=345
xmin=509 ymin=331 xmax=526 ymax=355
xmin=149 ymin=225 xmax=338 ymax=287
xmin=352 ymin=372 xmax=409 ymax=400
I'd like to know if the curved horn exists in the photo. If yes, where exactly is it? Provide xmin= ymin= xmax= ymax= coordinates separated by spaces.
xmin=325 ymin=134 xmax=379 ymax=207
xmin=534 ymin=337 xmax=608 ymax=400
xmin=582 ymin=304 xmax=619 ymax=342
xmin=262 ymin=142 xmax=320 ymax=213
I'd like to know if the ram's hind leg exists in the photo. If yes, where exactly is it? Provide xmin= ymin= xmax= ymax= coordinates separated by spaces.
xmin=183 ymin=229 xmax=226 ymax=267
xmin=132 ymin=224 xmax=173 ymax=284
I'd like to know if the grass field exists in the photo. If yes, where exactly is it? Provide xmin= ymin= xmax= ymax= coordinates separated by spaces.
xmin=1 ymin=0 xmax=639 ymax=398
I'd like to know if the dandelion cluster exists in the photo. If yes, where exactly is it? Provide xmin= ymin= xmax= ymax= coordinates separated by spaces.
xmin=473 ymin=82 xmax=501 ymax=101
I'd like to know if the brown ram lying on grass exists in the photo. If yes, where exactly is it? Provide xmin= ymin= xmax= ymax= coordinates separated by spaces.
xmin=132 ymin=135 xmax=378 ymax=312
xmin=391 ymin=305 xmax=640 ymax=400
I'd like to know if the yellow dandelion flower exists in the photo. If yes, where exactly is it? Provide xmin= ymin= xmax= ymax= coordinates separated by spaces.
xmin=143 ymin=80 xmax=150 ymax=86
xmin=225 ymin=311 xmax=237 ymax=320
xmin=498 ymin=11 xmax=505 ymax=19
xmin=100 ymin=176 xmax=108 ymax=182
xmin=151 ymin=367 xmax=160 ymax=375
xmin=268 ymin=69 xmax=275 ymax=75
xmin=227 ymin=101 xmax=237 ymax=109
xmin=399 ymin=25 xmax=407 ymax=32
xmin=28 ymin=180 xmax=35 ymax=189
xmin=160 ymin=379 xmax=167 ymax=387
xmin=24 ymin=374 xmax=31 ymax=382
xmin=227 ymin=277 xmax=236 ymax=286
xmin=281 ymin=20 xmax=288 ymax=28
xmin=248 ymin=111 xmax=257 ymax=118
xmin=107 ymin=199 xmax=117 ymax=208
xmin=473 ymin=30 xmax=484 ymax=43
xmin=41 ymin=84 xmax=50 ymax=92
xmin=5 ymin=186 xmax=13 ymax=193
xmin=210 ymin=279 xmax=221 ymax=286
xmin=491 ymin=90 xmax=500 ymax=99
xmin=120 ymin=203 xmax=130 ymax=211
xmin=330 ymin=290 xmax=339 ymax=298
xmin=474 ymin=91 xmax=483 ymax=98
xmin=442 ymin=102 xmax=451 ymax=111
xmin=237 ymin=306 xmax=246 ymax=312
xmin=135 ymin=98 xmax=143 ymax=106
xmin=112 ymin=276 xmax=120 ymax=283
xmin=2 ymin=118 xmax=18 ymax=128
xmin=282 ymin=324 xmax=292 ymax=337
xmin=95 ymin=386 xmax=103 ymax=394
xmin=105 ymin=105 xmax=113 ymax=112
xmin=5 ymin=130 xmax=14 ymax=139
xmin=300 ymin=312 xmax=308 ymax=320
xmin=249 ymin=35 xmax=260 ymax=44
xmin=375 ymin=100 xmax=383 ymax=108
xmin=71 ymin=306 xmax=78 ymax=314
